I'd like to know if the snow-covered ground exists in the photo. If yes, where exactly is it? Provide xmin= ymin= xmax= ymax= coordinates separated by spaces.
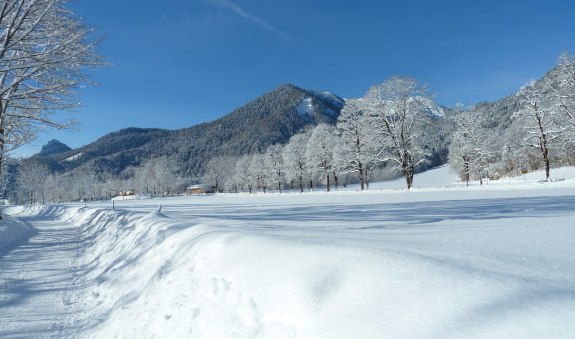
xmin=0 ymin=214 xmax=36 ymax=257
xmin=1 ymin=166 xmax=575 ymax=338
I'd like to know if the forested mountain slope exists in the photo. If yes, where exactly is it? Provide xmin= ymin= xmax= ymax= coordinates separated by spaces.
xmin=28 ymin=84 xmax=345 ymax=177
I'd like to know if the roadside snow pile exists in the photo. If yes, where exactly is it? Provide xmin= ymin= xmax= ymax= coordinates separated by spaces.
xmin=0 ymin=212 xmax=36 ymax=256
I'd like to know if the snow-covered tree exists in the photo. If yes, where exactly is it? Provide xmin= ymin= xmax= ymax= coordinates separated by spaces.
xmin=556 ymin=53 xmax=575 ymax=117
xmin=364 ymin=76 xmax=432 ymax=189
xmin=249 ymin=153 xmax=270 ymax=193
xmin=17 ymin=160 xmax=49 ymax=204
xmin=100 ymin=174 xmax=120 ymax=201
xmin=512 ymin=80 xmax=564 ymax=180
xmin=448 ymin=106 xmax=494 ymax=185
xmin=136 ymin=160 xmax=158 ymax=195
xmin=554 ymin=52 xmax=575 ymax=146
xmin=283 ymin=131 xmax=311 ymax=193
xmin=155 ymin=157 xmax=179 ymax=196
xmin=264 ymin=144 xmax=284 ymax=193
xmin=234 ymin=154 xmax=254 ymax=194
xmin=203 ymin=156 xmax=236 ymax=194
xmin=336 ymin=99 xmax=377 ymax=191
xmin=331 ymin=137 xmax=349 ymax=190
xmin=306 ymin=123 xmax=338 ymax=192
xmin=0 ymin=0 xmax=103 ymax=169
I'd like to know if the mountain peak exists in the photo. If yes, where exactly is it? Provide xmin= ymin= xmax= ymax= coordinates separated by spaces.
xmin=275 ymin=83 xmax=303 ymax=91
xmin=38 ymin=139 xmax=71 ymax=156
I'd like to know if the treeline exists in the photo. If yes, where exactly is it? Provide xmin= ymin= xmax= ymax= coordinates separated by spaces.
xmin=448 ymin=52 xmax=575 ymax=184
xmin=6 ymin=156 xmax=186 ymax=204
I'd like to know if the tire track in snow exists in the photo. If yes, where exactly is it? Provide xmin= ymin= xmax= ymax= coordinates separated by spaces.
xmin=0 ymin=215 xmax=84 ymax=338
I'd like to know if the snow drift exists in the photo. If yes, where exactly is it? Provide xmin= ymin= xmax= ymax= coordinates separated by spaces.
xmin=0 ymin=213 xmax=36 ymax=257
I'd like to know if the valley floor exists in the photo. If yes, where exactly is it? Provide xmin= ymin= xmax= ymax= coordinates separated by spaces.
xmin=1 ymin=166 xmax=575 ymax=338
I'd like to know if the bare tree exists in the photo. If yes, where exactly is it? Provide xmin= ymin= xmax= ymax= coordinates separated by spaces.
xmin=249 ymin=153 xmax=269 ymax=193
xmin=448 ymin=105 xmax=494 ymax=185
xmin=43 ymin=173 xmax=65 ymax=203
xmin=306 ymin=123 xmax=338 ymax=192
xmin=512 ymin=80 xmax=563 ymax=180
xmin=555 ymin=52 xmax=575 ymax=145
xmin=364 ymin=77 xmax=432 ymax=189
xmin=556 ymin=52 xmax=575 ymax=116
xmin=234 ymin=154 xmax=254 ymax=194
xmin=336 ymin=99 xmax=377 ymax=191
xmin=264 ymin=144 xmax=284 ymax=193
xmin=203 ymin=156 xmax=235 ymax=194
xmin=0 ymin=0 xmax=103 ymax=169
xmin=17 ymin=159 xmax=49 ymax=204
xmin=283 ymin=131 xmax=311 ymax=193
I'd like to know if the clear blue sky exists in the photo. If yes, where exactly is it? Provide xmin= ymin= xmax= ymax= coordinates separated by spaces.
xmin=16 ymin=0 xmax=575 ymax=156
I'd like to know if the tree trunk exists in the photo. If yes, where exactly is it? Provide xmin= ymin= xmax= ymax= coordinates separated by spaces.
xmin=333 ymin=172 xmax=339 ymax=191
xmin=0 ymin=126 xmax=4 ymax=219
xmin=463 ymin=156 xmax=470 ymax=187
xmin=536 ymin=110 xmax=551 ymax=181
xmin=404 ymin=166 xmax=414 ymax=190
xmin=403 ymin=152 xmax=414 ymax=189
xmin=358 ymin=161 xmax=365 ymax=191
xmin=365 ymin=168 xmax=370 ymax=190
xmin=544 ymin=147 xmax=550 ymax=181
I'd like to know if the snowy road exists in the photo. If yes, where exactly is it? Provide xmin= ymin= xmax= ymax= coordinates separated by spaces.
xmin=0 ymin=214 xmax=83 ymax=338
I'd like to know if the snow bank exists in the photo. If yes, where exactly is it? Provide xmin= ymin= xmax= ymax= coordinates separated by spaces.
xmin=0 ymin=211 xmax=36 ymax=257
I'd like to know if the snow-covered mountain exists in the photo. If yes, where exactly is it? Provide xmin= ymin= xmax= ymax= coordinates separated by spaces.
xmin=26 ymin=84 xmax=346 ymax=177
xmin=415 ymin=96 xmax=447 ymax=119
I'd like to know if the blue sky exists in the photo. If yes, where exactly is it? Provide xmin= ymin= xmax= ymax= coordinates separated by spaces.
xmin=17 ymin=0 xmax=575 ymax=156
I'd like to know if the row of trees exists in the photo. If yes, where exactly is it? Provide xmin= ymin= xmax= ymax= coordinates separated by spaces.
xmin=448 ymin=52 xmax=575 ymax=184
xmin=203 ymin=77 xmax=447 ymax=193
xmin=12 ymin=156 xmax=186 ymax=205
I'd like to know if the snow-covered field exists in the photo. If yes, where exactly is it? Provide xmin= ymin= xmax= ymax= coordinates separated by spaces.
xmin=1 ymin=166 xmax=575 ymax=338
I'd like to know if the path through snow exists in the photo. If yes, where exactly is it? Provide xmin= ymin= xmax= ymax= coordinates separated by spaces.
xmin=0 ymin=213 xmax=84 ymax=338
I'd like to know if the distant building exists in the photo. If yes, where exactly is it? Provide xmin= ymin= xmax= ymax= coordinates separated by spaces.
xmin=118 ymin=189 xmax=135 ymax=197
xmin=186 ymin=185 xmax=208 ymax=195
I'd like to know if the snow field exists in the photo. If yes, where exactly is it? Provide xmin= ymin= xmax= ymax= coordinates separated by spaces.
xmin=3 ymin=165 xmax=575 ymax=338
